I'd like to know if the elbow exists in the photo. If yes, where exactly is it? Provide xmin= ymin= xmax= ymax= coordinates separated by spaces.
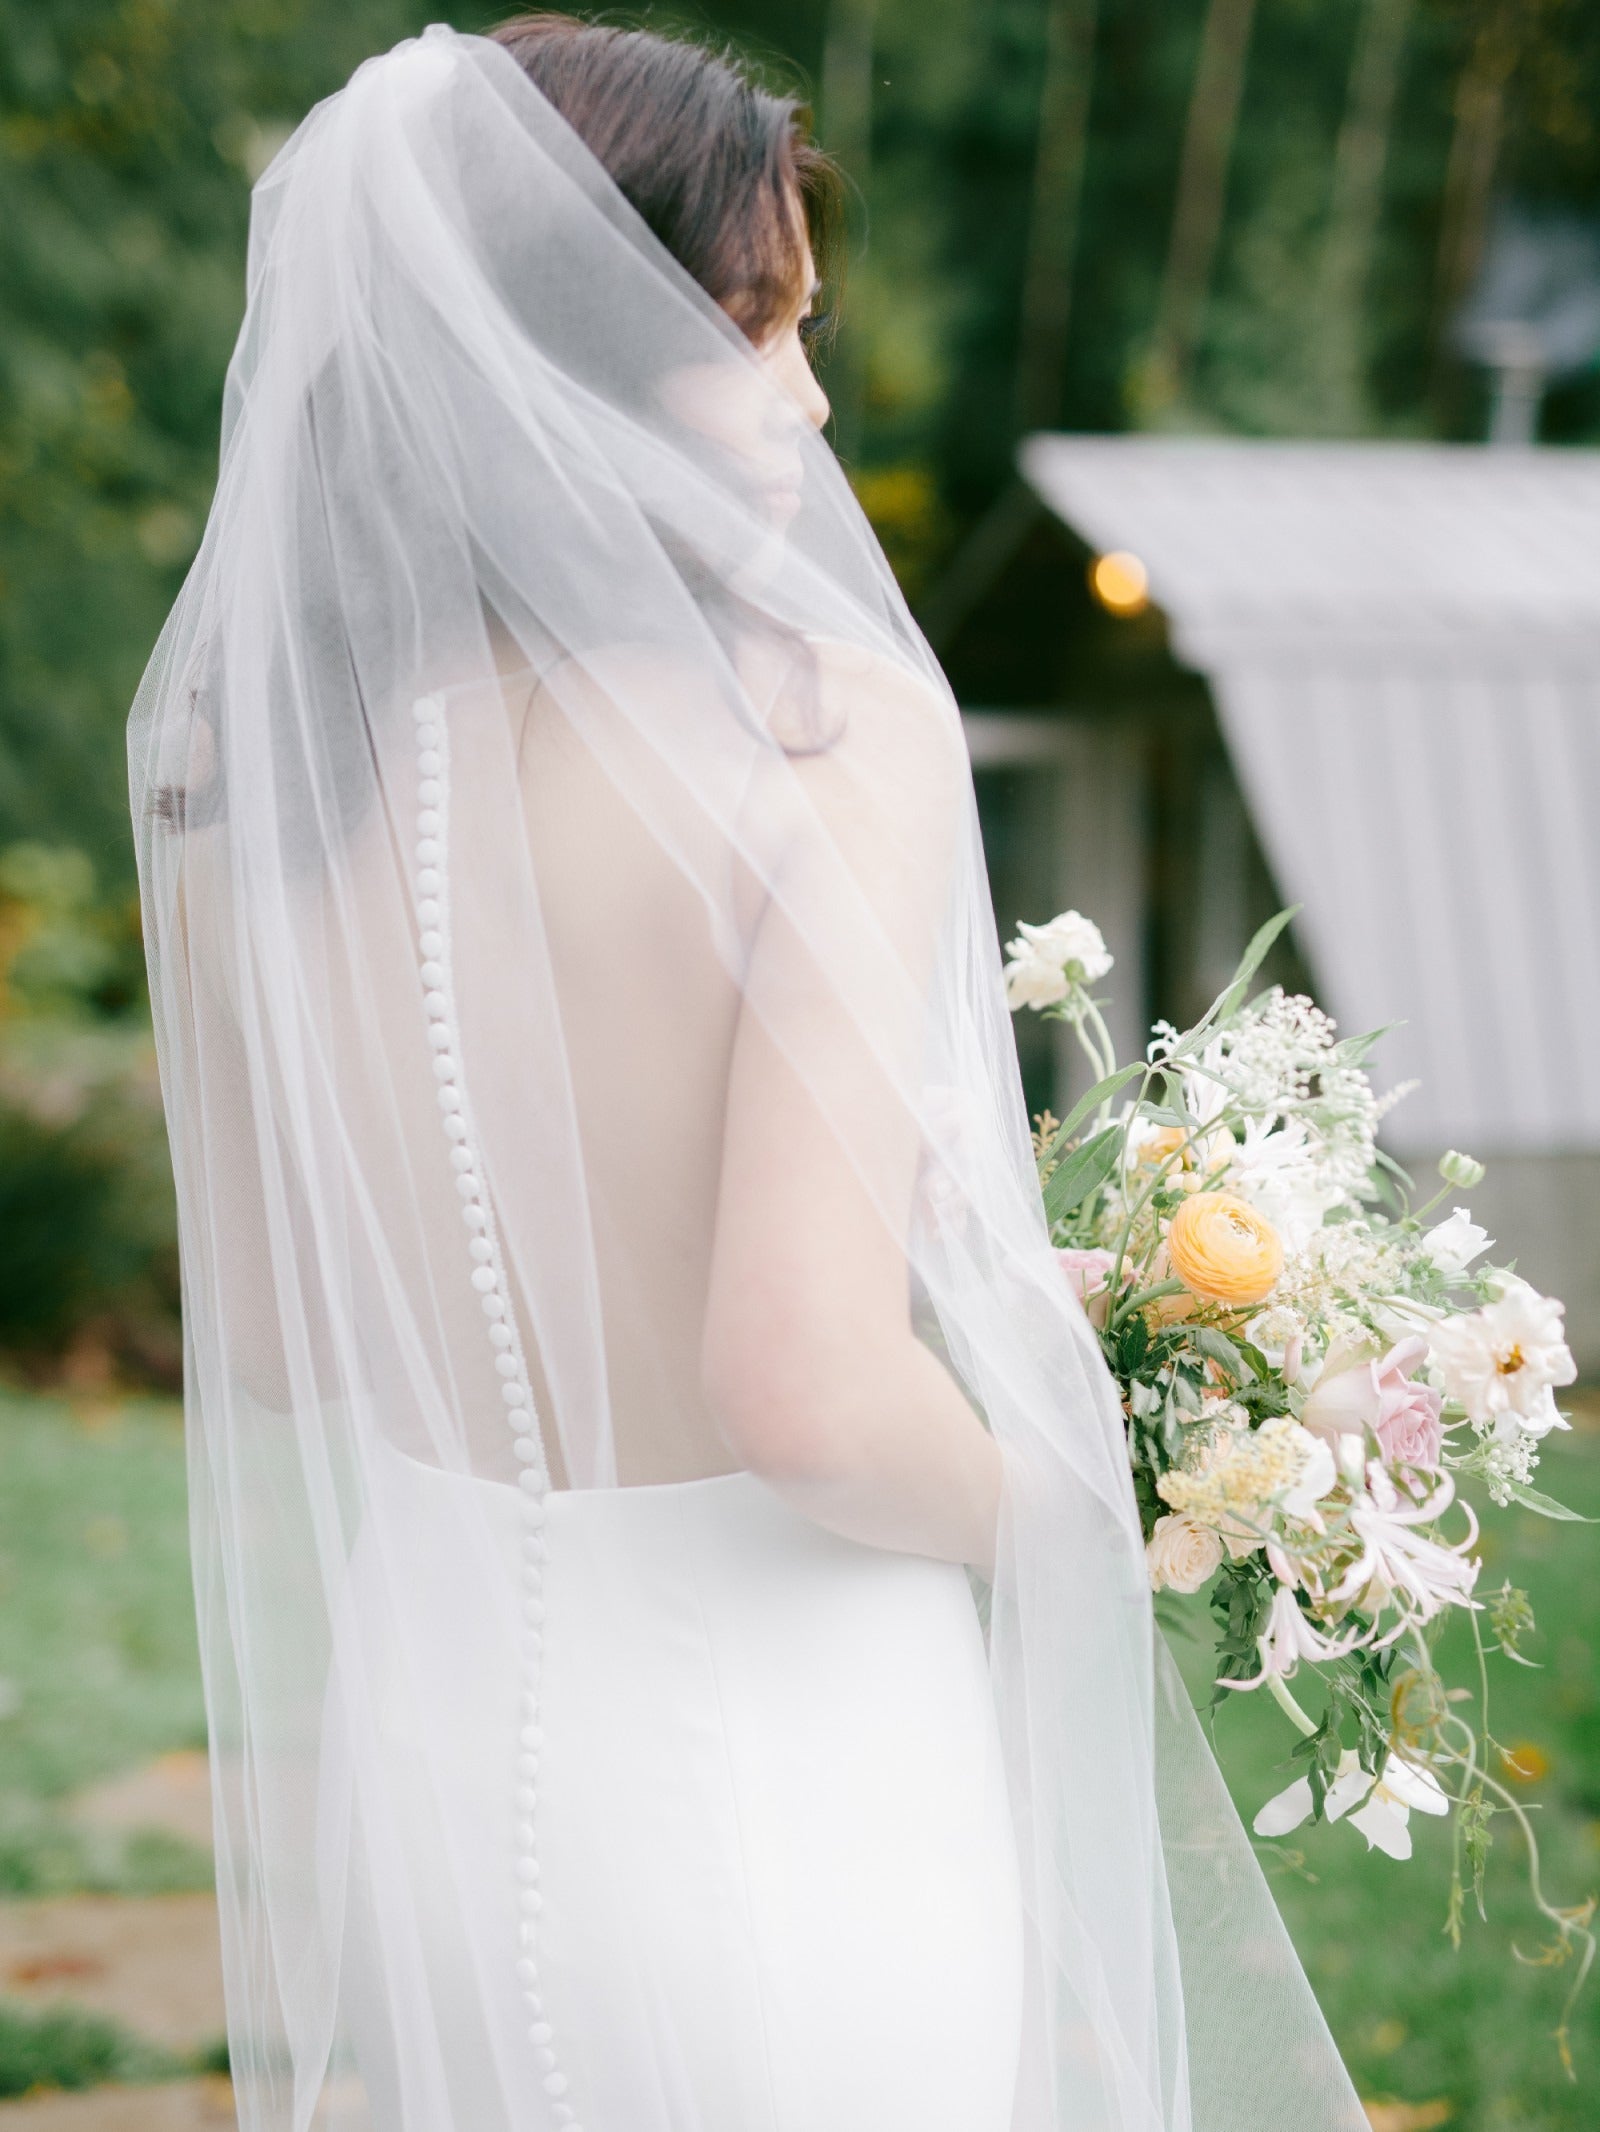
xmin=702 ymin=1325 xmax=885 ymax=1488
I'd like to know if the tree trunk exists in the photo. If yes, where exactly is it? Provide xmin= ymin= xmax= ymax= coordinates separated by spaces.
xmin=1427 ymin=3 xmax=1519 ymax=409
xmin=1315 ymin=0 xmax=1416 ymax=427
xmin=820 ymin=0 xmax=879 ymax=463
xmin=1138 ymin=0 xmax=1259 ymax=421
xmin=1014 ymin=0 xmax=1101 ymax=433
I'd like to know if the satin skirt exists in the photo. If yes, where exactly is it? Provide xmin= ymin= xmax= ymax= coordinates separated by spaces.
xmin=337 ymin=1452 xmax=1024 ymax=2132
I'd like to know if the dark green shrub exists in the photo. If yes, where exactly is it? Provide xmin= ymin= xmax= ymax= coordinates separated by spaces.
xmin=0 ymin=1999 xmax=182 ymax=2097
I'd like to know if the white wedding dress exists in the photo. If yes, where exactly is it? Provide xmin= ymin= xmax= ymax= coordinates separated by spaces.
xmin=342 ymin=1450 xmax=1022 ymax=2132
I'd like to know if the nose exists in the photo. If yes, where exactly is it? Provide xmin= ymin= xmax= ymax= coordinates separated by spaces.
xmin=798 ymin=364 xmax=831 ymax=433
xmin=765 ymin=332 xmax=830 ymax=433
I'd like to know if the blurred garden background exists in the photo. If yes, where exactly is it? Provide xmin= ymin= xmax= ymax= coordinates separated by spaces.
xmin=0 ymin=0 xmax=1598 ymax=2125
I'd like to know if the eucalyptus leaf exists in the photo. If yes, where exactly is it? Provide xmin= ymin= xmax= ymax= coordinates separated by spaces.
xmin=1042 ymin=1124 xmax=1122 ymax=1222
xmin=1327 ymin=1024 xmax=1396 ymax=1069
xmin=1175 ymin=907 xmax=1300 ymax=1051
xmin=1189 ymin=1326 xmax=1255 ymax=1382
xmin=1506 ymin=1481 xmax=1595 ymax=1523
xmin=1041 ymin=1064 xmax=1144 ymax=1165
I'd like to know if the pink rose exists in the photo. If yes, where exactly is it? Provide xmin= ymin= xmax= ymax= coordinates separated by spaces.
xmin=1302 ymin=1335 xmax=1443 ymax=1472
xmin=1057 ymin=1247 xmax=1118 ymax=1328
xmin=1371 ymin=1340 xmax=1444 ymax=1471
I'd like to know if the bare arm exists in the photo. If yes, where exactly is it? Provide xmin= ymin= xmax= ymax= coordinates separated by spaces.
xmin=700 ymin=655 xmax=1002 ymax=1572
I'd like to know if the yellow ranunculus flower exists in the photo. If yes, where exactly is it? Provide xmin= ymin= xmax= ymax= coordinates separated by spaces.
xmin=1165 ymin=1192 xmax=1283 ymax=1308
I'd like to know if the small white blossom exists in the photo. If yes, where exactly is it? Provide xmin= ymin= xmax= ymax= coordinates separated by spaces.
xmin=1279 ymin=1430 xmax=1338 ymax=1525
xmin=1422 ymin=1208 xmax=1492 ymax=1278
xmin=1254 ymin=1749 xmax=1449 ymax=1861
xmin=1223 ymin=1116 xmax=1347 ymax=1253
xmin=1245 ymin=1305 xmax=1305 ymax=1367
xmin=1478 ymin=1433 xmax=1537 ymax=1505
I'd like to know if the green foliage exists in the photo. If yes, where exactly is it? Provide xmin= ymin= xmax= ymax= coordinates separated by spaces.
xmin=0 ymin=1997 xmax=182 ymax=2097
xmin=0 ymin=1394 xmax=204 ymax=1809
xmin=0 ymin=837 xmax=176 ymax=1367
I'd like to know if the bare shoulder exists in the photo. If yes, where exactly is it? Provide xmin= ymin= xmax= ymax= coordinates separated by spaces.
xmin=795 ymin=637 xmax=968 ymax=826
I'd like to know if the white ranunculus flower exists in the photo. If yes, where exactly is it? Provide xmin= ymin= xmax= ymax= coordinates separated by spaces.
xmin=1429 ymin=1278 xmax=1577 ymax=1429
xmin=1003 ymin=936 xmax=1072 ymax=1011
xmin=1025 ymin=910 xmax=1112 ymax=983
xmin=1003 ymin=912 xmax=1112 ymax=1010
xmin=1145 ymin=1514 xmax=1223 ymax=1594
xmin=1422 ymin=1207 xmax=1493 ymax=1277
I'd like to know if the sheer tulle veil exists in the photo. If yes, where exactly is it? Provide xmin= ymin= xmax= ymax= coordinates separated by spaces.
xmin=128 ymin=25 xmax=1367 ymax=2132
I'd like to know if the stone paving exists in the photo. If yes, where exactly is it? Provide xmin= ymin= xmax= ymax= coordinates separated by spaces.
xmin=0 ymin=1727 xmax=1462 ymax=2127
xmin=0 ymin=2083 xmax=235 ymax=2130
xmin=0 ymin=1893 xmax=224 ymax=2055
xmin=0 ymin=1755 xmax=231 ymax=2127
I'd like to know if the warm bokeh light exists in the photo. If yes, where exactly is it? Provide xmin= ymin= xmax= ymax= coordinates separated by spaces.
xmin=1089 ymin=549 xmax=1150 ymax=616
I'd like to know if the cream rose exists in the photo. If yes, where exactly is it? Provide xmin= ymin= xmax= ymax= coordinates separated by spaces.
xmin=1146 ymin=1513 xmax=1224 ymax=1594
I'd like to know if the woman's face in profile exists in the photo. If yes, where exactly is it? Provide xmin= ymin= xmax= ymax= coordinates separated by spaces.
xmin=661 ymin=221 xmax=831 ymax=531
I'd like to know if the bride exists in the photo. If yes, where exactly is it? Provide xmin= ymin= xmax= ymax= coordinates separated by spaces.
xmin=130 ymin=17 xmax=1368 ymax=2132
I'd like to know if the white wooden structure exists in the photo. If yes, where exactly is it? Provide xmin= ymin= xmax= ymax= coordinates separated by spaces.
xmin=1005 ymin=434 xmax=1600 ymax=1361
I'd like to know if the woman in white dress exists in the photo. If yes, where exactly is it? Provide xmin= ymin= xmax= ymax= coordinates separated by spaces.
xmin=129 ymin=19 xmax=1368 ymax=2132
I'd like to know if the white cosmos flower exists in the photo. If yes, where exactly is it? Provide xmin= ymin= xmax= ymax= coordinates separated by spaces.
xmin=1253 ymin=1749 xmax=1449 ymax=1861
xmin=1429 ymin=1278 xmax=1576 ymax=1429
xmin=1422 ymin=1207 xmax=1492 ymax=1278
xmin=1493 ymin=1383 xmax=1571 ymax=1442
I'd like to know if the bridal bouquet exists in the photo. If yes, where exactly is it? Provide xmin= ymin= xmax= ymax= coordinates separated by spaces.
xmin=1007 ymin=907 xmax=1594 ymax=2052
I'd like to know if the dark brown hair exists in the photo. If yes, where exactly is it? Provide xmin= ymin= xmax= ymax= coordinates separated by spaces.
xmin=488 ymin=13 xmax=841 ymax=346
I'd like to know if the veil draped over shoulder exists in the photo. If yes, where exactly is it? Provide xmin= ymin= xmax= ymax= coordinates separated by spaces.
xmin=128 ymin=27 xmax=1367 ymax=2132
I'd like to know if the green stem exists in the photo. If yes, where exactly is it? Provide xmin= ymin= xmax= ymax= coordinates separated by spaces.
xmin=1107 ymin=1277 xmax=1187 ymax=1332
xmin=1268 ymin=1671 xmax=1320 ymax=1739
xmin=1082 ymin=997 xmax=1120 ymax=1123
xmin=1065 ymin=996 xmax=1112 ymax=1086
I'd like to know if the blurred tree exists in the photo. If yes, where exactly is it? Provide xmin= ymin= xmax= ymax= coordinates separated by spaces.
xmin=0 ymin=0 xmax=1596 ymax=866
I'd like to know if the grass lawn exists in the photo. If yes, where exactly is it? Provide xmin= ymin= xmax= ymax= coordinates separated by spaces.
xmin=0 ymin=1389 xmax=1596 ymax=2126
xmin=0 ymin=1391 xmax=207 ymax=1895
